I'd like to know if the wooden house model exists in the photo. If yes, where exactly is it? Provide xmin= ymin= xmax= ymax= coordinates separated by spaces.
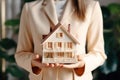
xmin=41 ymin=23 xmax=80 ymax=63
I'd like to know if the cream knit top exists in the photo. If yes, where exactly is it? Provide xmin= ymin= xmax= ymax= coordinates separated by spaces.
xmin=54 ymin=0 xmax=67 ymax=19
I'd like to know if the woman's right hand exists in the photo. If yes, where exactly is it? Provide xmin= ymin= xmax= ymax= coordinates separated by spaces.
xmin=31 ymin=54 xmax=48 ymax=68
xmin=31 ymin=54 xmax=63 ymax=74
xmin=31 ymin=54 xmax=47 ymax=74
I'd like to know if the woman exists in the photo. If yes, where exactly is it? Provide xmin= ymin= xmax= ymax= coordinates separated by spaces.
xmin=15 ymin=0 xmax=107 ymax=80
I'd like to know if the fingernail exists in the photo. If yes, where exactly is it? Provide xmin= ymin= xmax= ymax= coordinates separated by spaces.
xmin=36 ymin=54 xmax=39 ymax=58
xmin=56 ymin=63 xmax=59 ymax=66
xmin=51 ymin=64 xmax=54 ymax=67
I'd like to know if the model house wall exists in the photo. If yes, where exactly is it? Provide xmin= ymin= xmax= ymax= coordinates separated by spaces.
xmin=42 ymin=25 xmax=79 ymax=63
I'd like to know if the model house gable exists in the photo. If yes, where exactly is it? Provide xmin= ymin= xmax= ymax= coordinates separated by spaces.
xmin=41 ymin=23 xmax=80 ymax=44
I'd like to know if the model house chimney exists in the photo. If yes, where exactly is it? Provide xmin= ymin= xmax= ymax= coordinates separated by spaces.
xmin=68 ymin=24 xmax=71 ymax=33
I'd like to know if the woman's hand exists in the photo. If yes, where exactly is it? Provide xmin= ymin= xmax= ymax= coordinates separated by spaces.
xmin=31 ymin=54 xmax=47 ymax=74
xmin=62 ymin=55 xmax=85 ymax=69
xmin=31 ymin=54 xmax=63 ymax=68
xmin=31 ymin=54 xmax=47 ymax=69
xmin=31 ymin=54 xmax=85 ymax=75
xmin=62 ymin=55 xmax=85 ymax=76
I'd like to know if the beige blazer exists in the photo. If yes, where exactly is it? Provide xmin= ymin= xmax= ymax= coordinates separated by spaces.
xmin=15 ymin=0 xmax=107 ymax=80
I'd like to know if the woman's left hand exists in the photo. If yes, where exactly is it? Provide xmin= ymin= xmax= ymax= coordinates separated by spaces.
xmin=62 ymin=55 xmax=85 ymax=69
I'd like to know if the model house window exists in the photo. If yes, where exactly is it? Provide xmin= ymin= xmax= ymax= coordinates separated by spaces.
xmin=55 ymin=42 xmax=62 ymax=48
xmin=56 ymin=32 xmax=63 ymax=38
xmin=46 ymin=42 xmax=53 ymax=49
xmin=44 ymin=52 xmax=53 ymax=58
xmin=66 ymin=52 xmax=72 ymax=58
xmin=57 ymin=52 xmax=64 ymax=57
xmin=67 ymin=42 xmax=73 ymax=49
xmin=58 ymin=42 xmax=62 ymax=48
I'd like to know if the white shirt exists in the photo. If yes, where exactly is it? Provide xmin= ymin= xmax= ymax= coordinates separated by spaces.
xmin=54 ymin=0 xmax=67 ymax=19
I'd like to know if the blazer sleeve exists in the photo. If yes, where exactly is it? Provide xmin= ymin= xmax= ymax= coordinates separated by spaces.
xmin=83 ymin=1 xmax=107 ymax=74
xmin=15 ymin=3 xmax=34 ymax=74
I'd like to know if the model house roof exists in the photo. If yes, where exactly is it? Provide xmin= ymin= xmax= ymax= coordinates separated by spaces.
xmin=41 ymin=23 xmax=80 ymax=44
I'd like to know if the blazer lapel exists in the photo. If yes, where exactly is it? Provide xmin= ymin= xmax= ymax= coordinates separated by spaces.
xmin=43 ymin=0 xmax=58 ymax=25
xmin=43 ymin=0 xmax=75 ymax=25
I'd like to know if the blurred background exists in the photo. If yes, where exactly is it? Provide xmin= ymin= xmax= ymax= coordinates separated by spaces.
xmin=0 ymin=0 xmax=120 ymax=80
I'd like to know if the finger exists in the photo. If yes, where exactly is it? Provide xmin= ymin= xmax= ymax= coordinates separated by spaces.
xmin=54 ymin=63 xmax=59 ymax=67
xmin=51 ymin=64 xmax=55 ymax=67
xmin=77 ymin=55 xmax=84 ymax=61
xmin=38 ymin=63 xmax=46 ymax=68
xmin=53 ymin=63 xmax=63 ymax=68
xmin=49 ymin=63 xmax=55 ymax=67
xmin=77 ymin=55 xmax=81 ymax=61
xmin=44 ymin=63 xmax=49 ymax=67
xmin=32 ymin=60 xmax=42 ymax=67
xmin=32 ymin=54 xmax=39 ymax=59
xmin=35 ymin=54 xmax=40 ymax=58
xmin=63 ymin=62 xmax=82 ymax=69
xmin=59 ymin=64 xmax=63 ymax=67
xmin=63 ymin=64 xmax=76 ymax=68
xmin=33 ymin=54 xmax=42 ymax=62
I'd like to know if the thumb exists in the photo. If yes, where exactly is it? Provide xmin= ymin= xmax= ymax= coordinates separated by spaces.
xmin=32 ymin=54 xmax=40 ymax=60
xmin=63 ymin=62 xmax=80 ymax=69
xmin=35 ymin=54 xmax=40 ymax=59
